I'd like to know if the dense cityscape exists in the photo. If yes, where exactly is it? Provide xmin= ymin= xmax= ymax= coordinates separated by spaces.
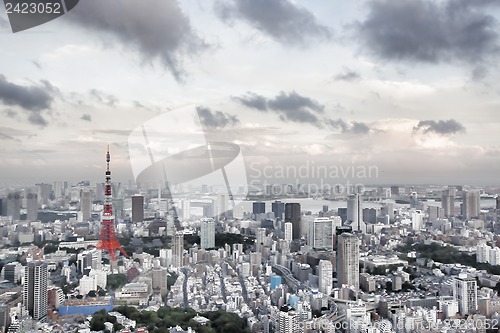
xmin=0 ymin=147 xmax=500 ymax=333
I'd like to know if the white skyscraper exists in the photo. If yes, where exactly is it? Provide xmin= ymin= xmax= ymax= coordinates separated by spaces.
xmin=462 ymin=190 xmax=480 ymax=220
xmin=278 ymin=306 xmax=299 ymax=333
xmin=172 ymin=233 xmax=184 ymax=268
xmin=347 ymin=194 xmax=364 ymax=232
xmin=23 ymin=262 xmax=48 ymax=322
xmin=318 ymin=260 xmax=333 ymax=295
xmin=337 ymin=233 xmax=360 ymax=290
xmin=200 ymin=218 xmax=215 ymax=249
xmin=309 ymin=217 xmax=341 ymax=250
xmin=80 ymin=189 xmax=92 ymax=222
xmin=411 ymin=211 xmax=424 ymax=231
xmin=442 ymin=188 xmax=456 ymax=217
xmin=453 ymin=273 xmax=477 ymax=316
xmin=284 ymin=222 xmax=293 ymax=242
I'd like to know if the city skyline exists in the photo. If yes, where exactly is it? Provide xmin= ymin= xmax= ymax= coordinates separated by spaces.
xmin=0 ymin=0 xmax=499 ymax=185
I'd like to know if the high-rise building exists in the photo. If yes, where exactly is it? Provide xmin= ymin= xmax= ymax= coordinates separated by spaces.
xmin=0 ymin=304 xmax=9 ymax=333
xmin=132 ymin=195 xmax=144 ymax=223
xmin=318 ymin=260 xmax=333 ymax=295
xmin=23 ymin=261 xmax=48 ymax=322
xmin=253 ymin=202 xmax=265 ymax=216
xmin=35 ymin=183 xmax=52 ymax=206
xmin=272 ymin=201 xmax=285 ymax=220
xmin=200 ymin=218 xmax=215 ymax=249
xmin=442 ymin=188 xmax=456 ymax=217
xmin=172 ymin=232 xmax=184 ymax=268
xmin=6 ymin=192 xmax=21 ymax=221
xmin=284 ymin=222 xmax=293 ymax=242
xmin=453 ymin=273 xmax=477 ymax=316
xmin=53 ymin=181 xmax=63 ymax=200
xmin=80 ymin=189 xmax=92 ymax=222
xmin=255 ymin=227 xmax=266 ymax=252
xmin=278 ymin=306 xmax=299 ymax=333
xmin=152 ymin=266 xmax=169 ymax=296
xmin=26 ymin=193 xmax=38 ymax=221
xmin=337 ymin=233 xmax=359 ymax=290
xmin=462 ymin=190 xmax=480 ymax=220
xmin=309 ymin=217 xmax=340 ymax=251
xmin=381 ymin=203 xmax=394 ymax=223
xmin=285 ymin=203 xmax=301 ymax=240
xmin=347 ymin=194 xmax=363 ymax=232
xmin=411 ymin=211 xmax=424 ymax=231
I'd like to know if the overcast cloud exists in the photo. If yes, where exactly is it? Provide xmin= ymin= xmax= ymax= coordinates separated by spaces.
xmin=357 ymin=0 xmax=500 ymax=65
xmin=215 ymin=0 xmax=331 ymax=46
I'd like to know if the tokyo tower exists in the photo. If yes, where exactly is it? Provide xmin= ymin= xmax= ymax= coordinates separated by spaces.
xmin=97 ymin=147 xmax=128 ymax=261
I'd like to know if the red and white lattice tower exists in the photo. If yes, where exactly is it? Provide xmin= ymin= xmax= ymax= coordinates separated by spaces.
xmin=97 ymin=147 xmax=128 ymax=261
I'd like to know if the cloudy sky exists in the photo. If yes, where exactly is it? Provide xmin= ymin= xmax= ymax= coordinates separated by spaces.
xmin=1 ymin=0 xmax=500 ymax=187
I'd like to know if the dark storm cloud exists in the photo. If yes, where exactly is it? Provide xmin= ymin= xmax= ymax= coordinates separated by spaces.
xmin=0 ymin=75 xmax=53 ymax=111
xmin=356 ymin=0 xmax=500 ymax=64
xmin=89 ymin=89 xmax=118 ymax=107
xmin=67 ymin=0 xmax=207 ymax=81
xmin=234 ymin=91 xmax=324 ymax=126
xmin=334 ymin=67 xmax=361 ymax=82
xmin=215 ymin=0 xmax=331 ymax=46
xmin=233 ymin=92 xmax=268 ymax=111
xmin=268 ymin=91 xmax=324 ymax=113
xmin=413 ymin=119 xmax=465 ymax=135
xmin=327 ymin=118 xmax=371 ymax=134
xmin=197 ymin=106 xmax=240 ymax=129
xmin=81 ymin=114 xmax=92 ymax=122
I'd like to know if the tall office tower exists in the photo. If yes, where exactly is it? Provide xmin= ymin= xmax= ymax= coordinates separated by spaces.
xmin=80 ymin=189 xmax=92 ymax=222
xmin=255 ymin=227 xmax=266 ymax=252
xmin=453 ymin=273 xmax=477 ymax=316
xmin=284 ymin=222 xmax=293 ymax=242
xmin=112 ymin=198 xmax=124 ymax=221
xmin=53 ymin=181 xmax=63 ymax=200
xmin=35 ymin=183 xmax=52 ymax=206
xmin=23 ymin=262 xmax=48 ymax=322
xmin=0 ymin=304 xmax=9 ymax=333
xmin=497 ymin=196 xmax=500 ymax=210
xmin=347 ymin=193 xmax=364 ymax=232
xmin=200 ymin=218 xmax=215 ymax=249
xmin=26 ymin=193 xmax=38 ymax=221
xmin=428 ymin=206 xmax=444 ymax=220
xmin=383 ymin=203 xmax=395 ymax=222
xmin=411 ymin=211 xmax=424 ymax=231
xmin=131 ymin=195 xmax=144 ymax=222
xmin=390 ymin=186 xmax=400 ymax=196
xmin=253 ymin=202 xmax=265 ymax=216
xmin=462 ymin=190 xmax=480 ymax=220
xmin=337 ymin=233 xmax=360 ymax=290
xmin=318 ymin=260 xmax=333 ymax=295
xmin=272 ymin=200 xmax=285 ymax=220
xmin=172 ymin=232 xmax=184 ymax=268
xmin=95 ymin=183 xmax=105 ymax=202
xmin=97 ymin=148 xmax=128 ymax=262
xmin=6 ymin=192 xmax=21 ymax=221
xmin=285 ymin=203 xmax=301 ymax=240
xmin=278 ymin=306 xmax=299 ymax=333
xmin=442 ymin=187 xmax=456 ymax=217
xmin=152 ymin=266 xmax=169 ymax=296
xmin=309 ymin=217 xmax=337 ymax=251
